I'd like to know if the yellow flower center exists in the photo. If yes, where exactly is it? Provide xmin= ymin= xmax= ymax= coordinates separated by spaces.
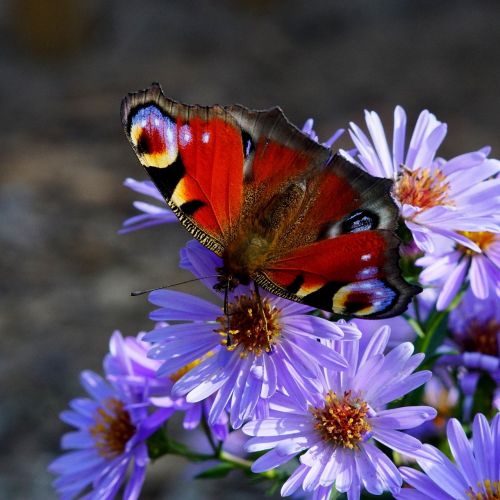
xmin=310 ymin=390 xmax=371 ymax=449
xmin=216 ymin=293 xmax=281 ymax=357
xmin=395 ymin=166 xmax=452 ymax=211
xmin=466 ymin=480 xmax=500 ymax=499
xmin=458 ymin=231 xmax=496 ymax=256
xmin=89 ymin=398 xmax=136 ymax=459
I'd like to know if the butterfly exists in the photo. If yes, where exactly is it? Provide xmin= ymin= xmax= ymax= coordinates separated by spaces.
xmin=121 ymin=83 xmax=420 ymax=319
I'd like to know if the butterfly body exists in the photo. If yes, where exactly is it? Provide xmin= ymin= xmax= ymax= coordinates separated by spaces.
xmin=122 ymin=83 xmax=420 ymax=318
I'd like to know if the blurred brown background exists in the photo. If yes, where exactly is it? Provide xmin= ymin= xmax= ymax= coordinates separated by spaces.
xmin=1 ymin=0 xmax=499 ymax=498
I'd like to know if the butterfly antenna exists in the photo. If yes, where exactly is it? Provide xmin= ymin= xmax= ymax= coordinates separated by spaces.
xmin=254 ymin=282 xmax=269 ymax=333
xmin=131 ymin=276 xmax=219 ymax=296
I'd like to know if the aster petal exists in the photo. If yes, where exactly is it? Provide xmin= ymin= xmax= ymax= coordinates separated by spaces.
xmin=208 ymin=358 xmax=241 ymax=424
xmin=398 ymin=466 xmax=453 ymax=500
xmin=60 ymin=410 xmax=93 ymax=429
xmin=358 ymin=325 xmax=390 ymax=365
xmin=364 ymin=110 xmax=394 ymax=178
xmin=80 ymin=371 xmax=114 ymax=404
xmin=61 ymin=431 xmax=93 ymax=450
xmin=374 ymin=370 xmax=432 ymax=406
xmin=149 ymin=290 xmax=220 ymax=321
xmin=415 ymin=444 xmax=468 ymax=498
xmin=303 ymin=449 xmax=330 ymax=492
xmin=392 ymin=106 xmax=407 ymax=172
xmin=69 ymin=398 xmax=99 ymax=419
xmin=349 ymin=122 xmax=385 ymax=177
xmin=447 ymin=418 xmax=481 ymax=488
xmin=260 ymin=351 xmax=277 ymax=398
xmin=245 ymin=433 xmax=317 ymax=453
xmin=237 ymin=357 xmax=265 ymax=423
xmin=49 ymin=449 xmax=102 ymax=474
xmin=123 ymin=178 xmax=164 ymax=200
xmin=281 ymin=314 xmax=345 ymax=339
xmin=123 ymin=461 xmax=147 ymax=500
xmin=472 ymin=413 xmax=495 ymax=484
xmin=469 ymin=255 xmax=493 ymax=299
xmin=281 ymin=464 xmax=309 ymax=497
xmin=362 ymin=442 xmax=402 ymax=494
xmin=370 ymin=406 xmax=437 ymax=430
xmin=93 ymin=455 xmax=129 ymax=500
xmin=373 ymin=428 xmax=423 ymax=454
xmin=251 ymin=442 xmax=298 ymax=472
xmin=436 ymin=257 xmax=469 ymax=310
xmin=335 ymin=448 xmax=355 ymax=493
xmin=243 ymin=417 xmax=310 ymax=436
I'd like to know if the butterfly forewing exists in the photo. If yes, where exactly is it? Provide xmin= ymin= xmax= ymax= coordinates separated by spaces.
xmin=121 ymin=83 xmax=419 ymax=318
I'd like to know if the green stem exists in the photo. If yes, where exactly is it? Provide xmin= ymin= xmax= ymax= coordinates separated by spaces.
xmin=218 ymin=450 xmax=278 ymax=479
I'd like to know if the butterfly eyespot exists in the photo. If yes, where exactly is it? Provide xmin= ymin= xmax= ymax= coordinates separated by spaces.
xmin=341 ymin=209 xmax=379 ymax=234
xmin=180 ymin=199 xmax=206 ymax=216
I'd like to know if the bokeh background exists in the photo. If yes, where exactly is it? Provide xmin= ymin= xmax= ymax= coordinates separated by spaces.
xmin=1 ymin=0 xmax=499 ymax=498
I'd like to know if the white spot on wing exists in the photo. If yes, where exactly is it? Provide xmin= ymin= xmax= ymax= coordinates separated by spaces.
xmin=179 ymin=124 xmax=192 ymax=147
xmin=201 ymin=131 xmax=210 ymax=143
xmin=361 ymin=253 xmax=371 ymax=261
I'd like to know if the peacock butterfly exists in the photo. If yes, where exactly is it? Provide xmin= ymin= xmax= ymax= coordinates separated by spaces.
xmin=121 ymin=83 xmax=419 ymax=319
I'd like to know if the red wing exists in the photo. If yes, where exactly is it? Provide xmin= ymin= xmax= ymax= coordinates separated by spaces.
xmin=258 ymin=231 xmax=419 ymax=319
xmin=121 ymin=84 xmax=245 ymax=254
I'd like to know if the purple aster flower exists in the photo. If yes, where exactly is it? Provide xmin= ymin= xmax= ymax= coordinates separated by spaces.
xmin=243 ymin=325 xmax=436 ymax=500
xmin=119 ymin=178 xmax=177 ymax=233
xmin=347 ymin=106 xmax=500 ymax=253
xmin=437 ymin=290 xmax=500 ymax=419
xmin=397 ymin=413 xmax=500 ymax=500
xmin=48 ymin=367 xmax=171 ymax=500
xmin=120 ymin=120 xmax=344 ymax=234
xmin=106 ymin=330 xmax=229 ymax=442
xmin=144 ymin=239 xmax=359 ymax=429
xmin=417 ymin=231 xmax=500 ymax=310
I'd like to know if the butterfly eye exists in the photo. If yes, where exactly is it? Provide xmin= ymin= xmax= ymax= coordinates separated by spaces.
xmin=341 ymin=209 xmax=379 ymax=234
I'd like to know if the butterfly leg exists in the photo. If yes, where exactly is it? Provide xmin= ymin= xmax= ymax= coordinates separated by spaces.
xmin=224 ymin=280 xmax=233 ymax=347
xmin=253 ymin=282 xmax=269 ymax=334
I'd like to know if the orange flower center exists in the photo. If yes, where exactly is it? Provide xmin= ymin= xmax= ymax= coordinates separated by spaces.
xmin=89 ymin=398 xmax=136 ymax=459
xmin=458 ymin=231 xmax=496 ymax=256
xmin=459 ymin=317 xmax=500 ymax=357
xmin=310 ymin=390 xmax=371 ymax=449
xmin=466 ymin=480 xmax=500 ymax=499
xmin=216 ymin=293 xmax=281 ymax=357
xmin=395 ymin=166 xmax=452 ymax=211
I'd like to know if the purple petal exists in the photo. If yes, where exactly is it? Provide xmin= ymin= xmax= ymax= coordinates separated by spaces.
xmin=370 ymin=406 xmax=437 ymax=430
xmin=399 ymin=466 xmax=453 ymax=499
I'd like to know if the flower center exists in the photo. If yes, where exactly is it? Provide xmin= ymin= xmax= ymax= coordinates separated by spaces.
xmin=395 ymin=166 xmax=452 ymax=211
xmin=310 ymin=390 xmax=371 ymax=449
xmin=89 ymin=398 xmax=136 ymax=459
xmin=457 ymin=231 xmax=496 ymax=256
xmin=459 ymin=317 xmax=499 ymax=357
xmin=216 ymin=293 xmax=281 ymax=357
xmin=466 ymin=480 xmax=500 ymax=499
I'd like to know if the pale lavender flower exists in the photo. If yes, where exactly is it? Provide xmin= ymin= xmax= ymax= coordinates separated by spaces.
xmin=48 ymin=337 xmax=172 ymax=500
xmin=120 ymin=121 xmax=344 ymax=233
xmin=243 ymin=325 xmax=436 ymax=500
xmin=397 ymin=413 xmax=500 ymax=500
xmin=437 ymin=290 xmax=500 ymax=419
xmin=417 ymin=231 xmax=500 ymax=310
xmin=144 ymin=240 xmax=359 ymax=430
xmin=347 ymin=106 xmax=500 ymax=253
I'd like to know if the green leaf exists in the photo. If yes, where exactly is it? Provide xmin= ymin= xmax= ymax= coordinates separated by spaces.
xmin=146 ymin=427 xmax=170 ymax=460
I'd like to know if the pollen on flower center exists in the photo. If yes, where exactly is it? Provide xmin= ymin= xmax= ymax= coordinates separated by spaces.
xmin=395 ymin=166 xmax=452 ymax=211
xmin=457 ymin=231 xmax=496 ymax=256
xmin=460 ymin=317 xmax=500 ymax=357
xmin=216 ymin=293 xmax=281 ymax=357
xmin=89 ymin=398 xmax=136 ymax=459
xmin=466 ymin=479 xmax=500 ymax=499
xmin=310 ymin=390 xmax=371 ymax=449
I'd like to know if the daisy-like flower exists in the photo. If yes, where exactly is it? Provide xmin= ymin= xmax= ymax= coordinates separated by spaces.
xmin=397 ymin=413 xmax=500 ymax=500
xmin=48 ymin=330 xmax=174 ymax=499
xmin=243 ymin=325 xmax=436 ymax=500
xmin=437 ymin=290 xmax=500 ymax=419
xmin=105 ymin=330 xmax=229 ymax=442
xmin=144 ymin=239 xmax=359 ymax=430
xmin=347 ymin=106 xmax=500 ymax=253
xmin=120 ymin=121 xmax=344 ymax=233
xmin=417 ymin=231 xmax=500 ymax=310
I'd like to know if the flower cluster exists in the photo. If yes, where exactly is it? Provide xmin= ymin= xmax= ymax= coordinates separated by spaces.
xmin=49 ymin=106 xmax=499 ymax=499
